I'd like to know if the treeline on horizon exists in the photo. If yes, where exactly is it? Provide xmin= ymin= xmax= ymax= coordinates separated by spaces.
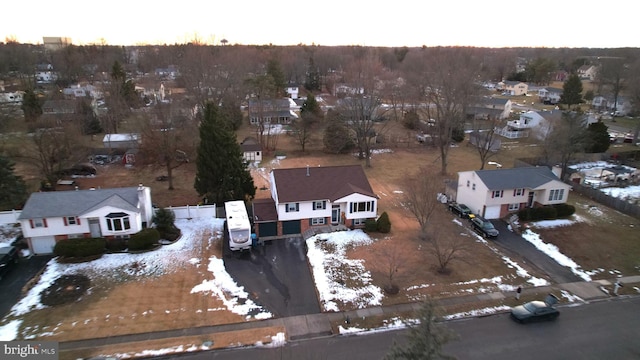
xmin=1 ymin=41 xmax=639 ymax=86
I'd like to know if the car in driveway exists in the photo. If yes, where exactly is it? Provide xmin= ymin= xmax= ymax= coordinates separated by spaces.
xmin=448 ymin=202 xmax=473 ymax=219
xmin=511 ymin=300 xmax=560 ymax=323
xmin=0 ymin=246 xmax=20 ymax=280
xmin=470 ymin=216 xmax=499 ymax=238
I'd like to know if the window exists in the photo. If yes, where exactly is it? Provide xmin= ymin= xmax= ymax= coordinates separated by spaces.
xmin=548 ymin=189 xmax=564 ymax=201
xmin=492 ymin=190 xmax=504 ymax=198
xmin=106 ymin=212 xmax=131 ymax=232
xmin=313 ymin=201 xmax=326 ymax=210
xmin=472 ymin=183 xmax=476 ymax=190
xmin=285 ymin=203 xmax=299 ymax=212
xmin=350 ymin=201 xmax=374 ymax=213
xmin=466 ymin=180 xmax=470 ymax=187
xmin=311 ymin=217 xmax=325 ymax=225
xmin=65 ymin=216 xmax=79 ymax=225
xmin=513 ymin=188 xmax=524 ymax=196
xmin=33 ymin=219 xmax=45 ymax=228
xmin=353 ymin=218 xmax=366 ymax=226
xmin=67 ymin=234 xmax=83 ymax=239
xmin=508 ymin=203 xmax=520 ymax=211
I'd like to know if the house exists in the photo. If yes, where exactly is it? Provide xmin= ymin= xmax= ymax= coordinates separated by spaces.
xmin=248 ymin=98 xmax=299 ymax=125
xmin=285 ymin=83 xmax=299 ymax=99
xmin=499 ymin=81 xmax=528 ymax=96
xmin=468 ymin=98 xmax=512 ymax=120
xmin=252 ymin=165 xmax=378 ymax=239
xmin=456 ymin=167 xmax=571 ymax=220
xmin=495 ymin=110 xmax=563 ymax=140
xmin=577 ymin=65 xmax=598 ymax=81
xmin=17 ymin=185 xmax=154 ymax=255
xmin=538 ymin=87 xmax=563 ymax=104
xmin=103 ymin=133 xmax=141 ymax=149
xmin=240 ymin=137 xmax=262 ymax=163
xmin=592 ymin=95 xmax=632 ymax=116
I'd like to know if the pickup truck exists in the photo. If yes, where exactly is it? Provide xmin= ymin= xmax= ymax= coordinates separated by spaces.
xmin=448 ymin=202 xmax=473 ymax=219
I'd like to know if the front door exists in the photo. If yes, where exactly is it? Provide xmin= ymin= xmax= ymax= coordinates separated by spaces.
xmin=331 ymin=205 xmax=341 ymax=225
xmin=527 ymin=192 xmax=535 ymax=207
xmin=89 ymin=218 xmax=102 ymax=238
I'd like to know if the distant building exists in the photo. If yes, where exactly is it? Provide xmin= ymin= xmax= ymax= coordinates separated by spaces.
xmin=42 ymin=37 xmax=72 ymax=51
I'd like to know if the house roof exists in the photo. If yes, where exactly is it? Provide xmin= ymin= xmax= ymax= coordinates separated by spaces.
xmin=18 ymin=187 xmax=143 ymax=219
xmin=272 ymin=165 xmax=376 ymax=203
xmin=472 ymin=166 xmax=561 ymax=191
xmin=252 ymin=198 xmax=278 ymax=222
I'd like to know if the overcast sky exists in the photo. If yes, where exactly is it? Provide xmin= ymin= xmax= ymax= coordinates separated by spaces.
xmin=2 ymin=0 xmax=637 ymax=48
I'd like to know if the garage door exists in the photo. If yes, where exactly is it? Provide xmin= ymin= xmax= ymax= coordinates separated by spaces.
xmin=258 ymin=222 xmax=277 ymax=237
xmin=31 ymin=236 xmax=56 ymax=255
xmin=282 ymin=220 xmax=301 ymax=235
xmin=484 ymin=206 xmax=501 ymax=220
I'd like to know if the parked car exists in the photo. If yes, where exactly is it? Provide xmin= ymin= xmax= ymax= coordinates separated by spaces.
xmin=0 ymin=246 xmax=20 ymax=280
xmin=448 ymin=202 xmax=473 ymax=219
xmin=511 ymin=300 xmax=560 ymax=323
xmin=471 ymin=216 xmax=499 ymax=238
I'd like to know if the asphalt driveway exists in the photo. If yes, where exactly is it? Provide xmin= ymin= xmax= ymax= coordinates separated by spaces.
xmin=0 ymin=254 xmax=53 ymax=318
xmin=223 ymin=237 xmax=321 ymax=317
xmin=490 ymin=220 xmax=581 ymax=284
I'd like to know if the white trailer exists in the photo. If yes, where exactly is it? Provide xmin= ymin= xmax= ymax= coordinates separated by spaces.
xmin=225 ymin=201 xmax=252 ymax=251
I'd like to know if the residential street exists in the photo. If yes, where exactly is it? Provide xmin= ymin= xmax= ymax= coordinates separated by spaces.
xmin=163 ymin=296 xmax=640 ymax=360
xmin=0 ymin=255 xmax=52 ymax=318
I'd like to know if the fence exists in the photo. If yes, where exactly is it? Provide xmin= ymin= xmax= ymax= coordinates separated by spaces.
xmin=163 ymin=204 xmax=217 ymax=219
xmin=0 ymin=210 xmax=21 ymax=226
xmin=570 ymin=183 xmax=640 ymax=219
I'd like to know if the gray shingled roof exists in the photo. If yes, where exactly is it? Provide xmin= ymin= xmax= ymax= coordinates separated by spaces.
xmin=272 ymin=165 xmax=376 ymax=203
xmin=18 ymin=187 xmax=142 ymax=219
xmin=474 ymin=167 xmax=560 ymax=190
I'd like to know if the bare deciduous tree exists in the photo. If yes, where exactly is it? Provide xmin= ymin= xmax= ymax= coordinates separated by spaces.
xmin=426 ymin=227 xmax=470 ymax=274
xmin=403 ymin=167 xmax=446 ymax=236
xmin=372 ymin=241 xmax=406 ymax=294
xmin=469 ymin=116 xmax=502 ymax=169
xmin=137 ymin=102 xmax=196 ymax=190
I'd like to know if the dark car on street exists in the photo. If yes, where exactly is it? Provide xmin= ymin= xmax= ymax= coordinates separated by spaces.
xmin=511 ymin=300 xmax=560 ymax=323
xmin=448 ymin=202 xmax=473 ymax=219
xmin=471 ymin=216 xmax=499 ymax=238
xmin=0 ymin=246 xmax=20 ymax=280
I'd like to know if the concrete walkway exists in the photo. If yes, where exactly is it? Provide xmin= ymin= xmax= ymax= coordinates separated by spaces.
xmin=59 ymin=276 xmax=639 ymax=352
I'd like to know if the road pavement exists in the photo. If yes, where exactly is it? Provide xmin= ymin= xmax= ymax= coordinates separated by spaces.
xmin=0 ymin=254 xmax=52 ymax=318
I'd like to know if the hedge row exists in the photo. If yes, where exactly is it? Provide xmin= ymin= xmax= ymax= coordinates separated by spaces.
xmin=518 ymin=204 xmax=576 ymax=222
xmin=53 ymin=238 xmax=106 ymax=258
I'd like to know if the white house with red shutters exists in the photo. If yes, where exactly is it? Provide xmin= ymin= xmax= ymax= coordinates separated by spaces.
xmin=18 ymin=185 xmax=153 ymax=255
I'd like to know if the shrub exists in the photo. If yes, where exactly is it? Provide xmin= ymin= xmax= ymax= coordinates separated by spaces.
xmin=106 ymin=238 xmax=127 ymax=252
xmin=53 ymin=238 xmax=106 ymax=258
xmin=518 ymin=206 xmax=558 ymax=222
xmin=364 ymin=219 xmax=378 ymax=232
xmin=553 ymin=203 xmax=576 ymax=218
xmin=152 ymin=208 xmax=180 ymax=240
xmin=128 ymin=228 xmax=160 ymax=251
xmin=377 ymin=212 xmax=392 ymax=233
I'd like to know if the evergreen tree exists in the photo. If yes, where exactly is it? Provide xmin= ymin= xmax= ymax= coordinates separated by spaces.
xmin=385 ymin=298 xmax=458 ymax=360
xmin=266 ymin=59 xmax=286 ymax=97
xmin=0 ymin=155 xmax=28 ymax=210
xmin=560 ymin=73 xmax=583 ymax=109
xmin=304 ymin=57 xmax=321 ymax=92
xmin=21 ymin=88 xmax=42 ymax=123
xmin=585 ymin=121 xmax=611 ymax=153
xmin=323 ymin=109 xmax=354 ymax=154
xmin=219 ymin=96 xmax=244 ymax=131
xmin=194 ymin=103 xmax=255 ymax=205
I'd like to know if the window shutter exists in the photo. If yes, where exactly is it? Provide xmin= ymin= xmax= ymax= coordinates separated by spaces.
xmin=285 ymin=204 xmax=289 ymax=213
xmin=295 ymin=203 xmax=299 ymax=211
xmin=43 ymin=218 xmax=48 ymax=228
xmin=29 ymin=219 xmax=34 ymax=229
xmin=323 ymin=201 xmax=326 ymax=209
xmin=77 ymin=217 xmax=81 ymax=225
xmin=513 ymin=189 xmax=516 ymax=197
xmin=63 ymin=217 xmax=68 ymax=226
xmin=309 ymin=218 xmax=313 ymax=226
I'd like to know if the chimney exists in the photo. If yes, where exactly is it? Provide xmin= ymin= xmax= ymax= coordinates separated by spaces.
xmin=306 ymin=164 xmax=310 ymax=176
